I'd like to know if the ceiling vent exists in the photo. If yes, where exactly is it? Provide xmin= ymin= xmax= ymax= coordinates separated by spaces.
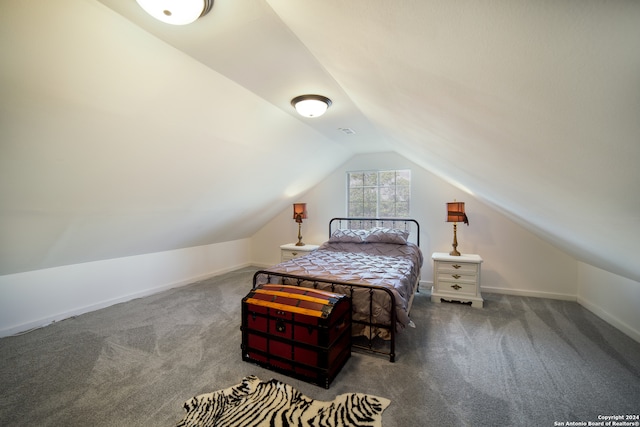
xmin=339 ymin=127 xmax=356 ymax=135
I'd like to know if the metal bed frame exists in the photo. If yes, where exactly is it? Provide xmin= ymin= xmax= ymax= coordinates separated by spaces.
xmin=252 ymin=217 xmax=421 ymax=362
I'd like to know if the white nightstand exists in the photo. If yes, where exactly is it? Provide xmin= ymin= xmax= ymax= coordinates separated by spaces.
xmin=280 ymin=243 xmax=319 ymax=262
xmin=431 ymin=252 xmax=483 ymax=308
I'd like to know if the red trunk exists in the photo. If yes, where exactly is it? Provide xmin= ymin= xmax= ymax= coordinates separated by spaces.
xmin=241 ymin=284 xmax=352 ymax=388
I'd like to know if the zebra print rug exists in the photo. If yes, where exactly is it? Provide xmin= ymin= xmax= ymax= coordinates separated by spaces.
xmin=176 ymin=375 xmax=390 ymax=427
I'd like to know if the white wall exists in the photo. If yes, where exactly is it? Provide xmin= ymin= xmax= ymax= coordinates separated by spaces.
xmin=0 ymin=0 xmax=350 ymax=277
xmin=577 ymin=263 xmax=640 ymax=342
xmin=251 ymin=152 xmax=578 ymax=298
xmin=0 ymin=239 xmax=251 ymax=337
xmin=3 ymin=151 xmax=637 ymax=343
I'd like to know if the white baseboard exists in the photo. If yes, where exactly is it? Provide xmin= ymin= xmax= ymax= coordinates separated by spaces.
xmin=577 ymin=295 xmax=640 ymax=343
xmin=1 ymin=262 xmax=252 ymax=338
xmin=252 ymin=262 xmax=276 ymax=269
xmin=480 ymin=286 xmax=576 ymax=301
xmin=435 ymin=284 xmax=639 ymax=344
xmin=418 ymin=280 xmax=576 ymax=301
xmin=417 ymin=280 xmax=432 ymax=293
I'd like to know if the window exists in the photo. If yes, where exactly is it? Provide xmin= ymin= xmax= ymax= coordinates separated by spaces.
xmin=347 ymin=170 xmax=411 ymax=217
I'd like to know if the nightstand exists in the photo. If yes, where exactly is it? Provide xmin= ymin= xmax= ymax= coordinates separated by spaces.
xmin=280 ymin=243 xmax=319 ymax=262
xmin=431 ymin=252 xmax=483 ymax=308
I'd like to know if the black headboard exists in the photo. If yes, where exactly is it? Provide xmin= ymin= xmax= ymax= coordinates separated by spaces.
xmin=328 ymin=217 xmax=420 ymax=246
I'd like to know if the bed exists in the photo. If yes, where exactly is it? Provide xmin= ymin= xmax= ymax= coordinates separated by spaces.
xmin=253 ymin=217 xmax=423 ymax=362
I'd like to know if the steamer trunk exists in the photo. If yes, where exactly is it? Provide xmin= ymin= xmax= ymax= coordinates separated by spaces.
xmin=241 ymin=284 xmax=352 ymax=388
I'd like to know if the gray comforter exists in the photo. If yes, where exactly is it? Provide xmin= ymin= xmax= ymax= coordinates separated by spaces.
xmin=257 ymin=241 xmax=423 ymax=339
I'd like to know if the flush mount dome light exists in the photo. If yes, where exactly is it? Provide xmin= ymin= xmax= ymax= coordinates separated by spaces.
xmin=136 ymin=0 xmax=213 ymax=25
xmin=291 ymin=95 xmax=332 ymax=118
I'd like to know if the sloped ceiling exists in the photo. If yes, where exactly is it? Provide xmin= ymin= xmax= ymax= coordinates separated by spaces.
xmin=1 ymin=0 xmax=639 ymax=282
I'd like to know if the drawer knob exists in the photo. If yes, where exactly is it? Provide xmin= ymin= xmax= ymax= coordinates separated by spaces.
xmin=452 ymin=274 xmax=461 ymax=279
xmin=451 ymin=284 xmax=462 ymax=290
xmin=291 ymin=252 xmax=298 ymax=256
xmin=452 ymin=264 xmax=462 ymax=269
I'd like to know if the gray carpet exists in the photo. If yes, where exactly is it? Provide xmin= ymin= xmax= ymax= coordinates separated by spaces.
xmin=1 ymin=266 xmax=639 ymax=426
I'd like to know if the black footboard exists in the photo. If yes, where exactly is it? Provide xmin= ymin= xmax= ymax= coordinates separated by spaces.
xmin=253 ymin=270 xmax=397 ymax=362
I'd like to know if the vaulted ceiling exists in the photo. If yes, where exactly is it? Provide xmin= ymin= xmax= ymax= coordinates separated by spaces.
xmin=1 ymin=0 xmax=639 ymax=282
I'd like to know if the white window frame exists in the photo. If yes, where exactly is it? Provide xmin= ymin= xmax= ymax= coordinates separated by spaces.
xmin=346 ymin=169 xmax=411 ymax=218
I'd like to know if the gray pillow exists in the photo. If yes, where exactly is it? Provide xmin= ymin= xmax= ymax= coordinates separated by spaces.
xmin=364 ymin=227 xmax=409 ymax=244
xmin=328 ymin=228 xmax=369 ymax=243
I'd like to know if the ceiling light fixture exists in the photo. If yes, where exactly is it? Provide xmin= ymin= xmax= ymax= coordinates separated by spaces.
xmin=291 ymin=95 xmax=332 ymax=118
xmin=136 ymin=0 xmax=214 ymax=25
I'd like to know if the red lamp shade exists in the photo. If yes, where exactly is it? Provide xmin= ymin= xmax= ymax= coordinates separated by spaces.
xmin=447 ymin=202 xmax=466 ymax=223
xmin=293 ymin=203 xmax=307 ymax=222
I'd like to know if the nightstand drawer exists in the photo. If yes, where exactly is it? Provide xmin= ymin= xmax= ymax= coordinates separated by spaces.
xmin=280 ymin=244 xmax=319 ymax=262
xmin=436 ymin=261 xmax=478 ymax=274
xmin=438 ymin=281 xmax=477 ymax=295
xmin=436 ymin=272 xmax=477 ymax=285
xmin=282 ymin=249 xmax=304 ymax=261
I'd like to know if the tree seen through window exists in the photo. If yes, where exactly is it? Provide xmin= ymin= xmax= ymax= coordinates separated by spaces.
xmin=347 ymin=170 xmax=411 ymax=218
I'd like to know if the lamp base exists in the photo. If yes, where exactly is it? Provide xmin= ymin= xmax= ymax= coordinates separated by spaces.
xmin=296 ymin=222 xmax=304 ymax=246
xmin=450 ymin=223 xmax=461 ymax=256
